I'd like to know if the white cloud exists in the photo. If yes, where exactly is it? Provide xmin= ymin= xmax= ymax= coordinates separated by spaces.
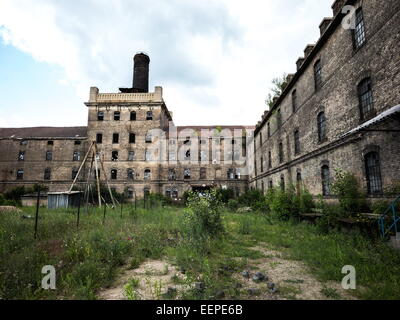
xmin=0 ymin=0 xmax=333 ymax=127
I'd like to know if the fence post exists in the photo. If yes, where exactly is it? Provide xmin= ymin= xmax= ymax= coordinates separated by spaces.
xmin=34 ymin=189 xmax=40 ymax=239
xmin=76 ymin=193 xmax=81 ymax=229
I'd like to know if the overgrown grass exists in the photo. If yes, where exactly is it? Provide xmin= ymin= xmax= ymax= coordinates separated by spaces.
xmin=1 ymin=204 xmax=400 ymax=300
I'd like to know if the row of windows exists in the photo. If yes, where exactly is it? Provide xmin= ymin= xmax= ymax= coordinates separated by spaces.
xmin=97 ymin=110 xmax=153 ymax=121
xmin=260 ymin=76 xmax=374 ymax=158
xmin=259 ymin=151 xmax=383 ymax=196
xmin=18 ymin=151 xmax=82 ymax=162
xmin=15 ymin=167 xmax=242 ymax=182
xmin=18 ymin=140 xmax=82 ymax=147
xmin=259 ymin=9 xmax=369 ymax=147
xmin=96 ymin=133 xmax=138 ymax=144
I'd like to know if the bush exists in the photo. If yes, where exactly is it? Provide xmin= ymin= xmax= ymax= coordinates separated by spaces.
xmin=216 ymin=188 xmax=235 ymax=204
xmin=184 ymin=189 xmax=224 ymax=243
xmin=227 ymin=199 xmax=239 ymax=211
xmin=237 ymin=189 xmax=267 ymax=212
xmin=331 ymin=169 xmax=367 ymax=216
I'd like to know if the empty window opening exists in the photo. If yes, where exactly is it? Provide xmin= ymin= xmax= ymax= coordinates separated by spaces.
xmin=18 ymin=151 xmax=25 ymax=161
xmin=46 ymin=151 xmax=53 ymax=161
xmin=130 ymin=111 xmax=136 ymax=121
xmin=44 ymin=168 xmax=51 ymax=180
xmin=73 ymin=151 xmax=81 ymax=162
xmin=96 ymin=133 xmax=103 ymax=144
xmin=112 ymin=151 xmax=119 ymax=161
xmin=16 ymin=169 xmax=24 ymax=180
xmin=97 ymin=111 xmax=104 ymax=121
xmin=144 ymin=169 xmax=151 ymax=180
xmin=129 ymin=133 xmax=136 ymax=144
xmin=146 ymin=111 xmax=153 ymax=120
xmin=111 ymin=169 xmax=118 ymax=180
xmin=113 ymin=133 xmax=119 ymax=144
xmin=114 ymin=111 xmax=120 ymax=121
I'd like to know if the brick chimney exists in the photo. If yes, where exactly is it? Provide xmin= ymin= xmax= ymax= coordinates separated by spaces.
xmin=304 ymin=44 xmax=315 ymax=58
xmin=319 ymin=17 xmax=333 ymax=35
xmin=296 ymin=57 xmax=305 ymax=71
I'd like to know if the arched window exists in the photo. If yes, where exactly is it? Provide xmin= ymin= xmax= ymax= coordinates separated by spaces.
xmin=314 ymin=60 xmax=322 ymax=91
xmin=358 ymin=78 xmax=374 ymax=120
xmin=365 ymin=152 xmax=383 ymax=195
xmin=321 ymin=165 xmax=330 ymax=196
xmin=317 ymin=112 xmax=326 ymax=142
xmin=144 ymin=169 xmax=151 ymax=180
xmin=353 ymin=8 xmax=366 ymax=49
xmin=292 ymin=90 xmax=297 ymax=113
xmin=130 ymin=111 xmax=136 ymax=121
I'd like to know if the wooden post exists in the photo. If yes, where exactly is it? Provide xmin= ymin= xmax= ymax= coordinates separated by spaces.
xmin=93 ymin=150 xmax=102 ymax=208
xmin=85 ymin=156 xmax=95 ymax=215
xmin=76 ymin=192 xmax=81 ymax=229
xmin=69 ymin=141 xmax=94 ymax=192
xmin=98 ymin=153 xmax=116 ymax=207
xmin=34 ymin=188 xmax=40 ymax=239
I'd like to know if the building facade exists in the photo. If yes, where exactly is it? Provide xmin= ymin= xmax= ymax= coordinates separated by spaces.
xmin=0 ymin=53 xmax=252 ymax=200
xmin=250 ymin=0 xmax=400 ymax=198
xmin=0 ymin=0 xmax=399 ymax=202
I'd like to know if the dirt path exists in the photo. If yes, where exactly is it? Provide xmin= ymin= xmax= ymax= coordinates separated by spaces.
xmin=98 ymin=242 xmax=356 ymax=300
xmin=98 ymin=260 xmax=186 ymax=300
xmin=234 ymin=242 xmax=356 ymax=300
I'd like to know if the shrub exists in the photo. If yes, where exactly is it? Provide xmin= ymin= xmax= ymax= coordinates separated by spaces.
xmin=331 ymin=169 xmax=367 ymax=216
xmin=216 ymin=188 xmax=235 ymax=204
xmin=268 ymin=187 xmax=299 ymax=220
xmin=237 ymin=189 xmax=267 ymax=212
xmin=227 ymin=199 xmax=239 ymax=211
xmin=184 ymin=189 xmax=224 ymax=243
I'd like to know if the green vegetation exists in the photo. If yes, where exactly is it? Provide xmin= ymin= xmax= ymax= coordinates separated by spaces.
xmin=1 ymin=185 xmax=400 ymax=300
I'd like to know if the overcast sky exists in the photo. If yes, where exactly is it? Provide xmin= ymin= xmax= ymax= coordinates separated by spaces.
xmin=0 ymin=0 xmax=333 ymax=128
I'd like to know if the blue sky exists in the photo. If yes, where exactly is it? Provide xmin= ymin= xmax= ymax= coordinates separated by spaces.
xmin=0 ymin=0 xmax=333 ymax=127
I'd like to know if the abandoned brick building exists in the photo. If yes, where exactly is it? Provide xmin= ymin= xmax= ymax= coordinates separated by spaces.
xmin=0 ymin=0 xmax=399 ymax=202
xmin=0 ymin=53 xmax=252 ymax=200
xmin=250 ymin=0 xmax=400 ymax=198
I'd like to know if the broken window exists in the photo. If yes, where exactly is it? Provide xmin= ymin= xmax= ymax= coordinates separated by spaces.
xmin=18 ymin=151 xmax=25 ymax=161
xmin=47 ymin=141 xmax=54 ymax=146
xmin=112 ymin=151 xmax=119 ymax=161
xmin=73 ymin=151 xmax=81 ymax=161
xmin=46 ymin=151 xmax=53 ymax=161
xmin=128 ymin=151 xmax=135 ymax=161
xmin=145 ymin=132 xmax=152 ymax=143
xmin=227 ymin=168 xmax=234 ymax=180
xmin=200 ymin=167 xmax=207 ymax=180
xmin=20 ymin=140 xmax=28 ymax=146
xmin=44 ymin=168 xmax=51 ymax=180
xmin=96 ymin=133 xmax=103 ymax=144
xmin=146 ymin=111 xmax=153 ymax=120
xmin=127 ymin=169 xmax=135 ymax=180
xmin=111 ymin=169 xmax=118 ymax=180
xmin=72 ymin=168 xmax=79 ymax=180
xmin=184 ymin=169 xmax=191 ymax=180
xmin=144 ymin=169 xmax=151 ymax=180
xmin=130 ymin=111 xmax=136 ymax=121
xmin=129 ymin=133 xmax=136 ymax=144
xmin=74 ymin=141 xmax=81 ymax=145
xmin=185 ymin=149 xmax=191 ymax=160
xmin=168 ymin=168 xmax=176 ymax=181
xmin=127 ymin=188 xmax=134 ymax=199
xmin=16 ymin=169 xmax=24 ymax=180
xmin=97 ymin=111 xmax=104 ymax=121
xmin=114 ymin=111 xmax=120 ymax=121
xmin=113 ymin=133 xmax=119 ymax=144
xmin=235 ymin=169 xmax=241 ymax=180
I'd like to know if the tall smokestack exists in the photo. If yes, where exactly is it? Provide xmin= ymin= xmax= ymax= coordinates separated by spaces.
xmin=132 ymin=53 xmax=150 ymax=93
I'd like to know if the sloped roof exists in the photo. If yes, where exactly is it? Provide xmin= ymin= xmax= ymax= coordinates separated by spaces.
xmin=341 ymin=105 xmax=400 ymax=137
xmin=0 ymin=126 xmax=88 ymax=139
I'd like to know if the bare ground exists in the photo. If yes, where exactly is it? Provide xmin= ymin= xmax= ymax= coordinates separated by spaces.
xmin=98 ymin=242 xmax=357 ymax=300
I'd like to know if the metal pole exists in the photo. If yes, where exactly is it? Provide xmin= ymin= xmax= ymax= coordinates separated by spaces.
xmin=76 ymin=193 xmax=81 ymax=229
xmin=34 ymin=188 xmax=40 ymax=239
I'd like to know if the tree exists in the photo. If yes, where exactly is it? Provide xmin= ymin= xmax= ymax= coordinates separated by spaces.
xmin=265 ymin=73 xmax=288 ymax=109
